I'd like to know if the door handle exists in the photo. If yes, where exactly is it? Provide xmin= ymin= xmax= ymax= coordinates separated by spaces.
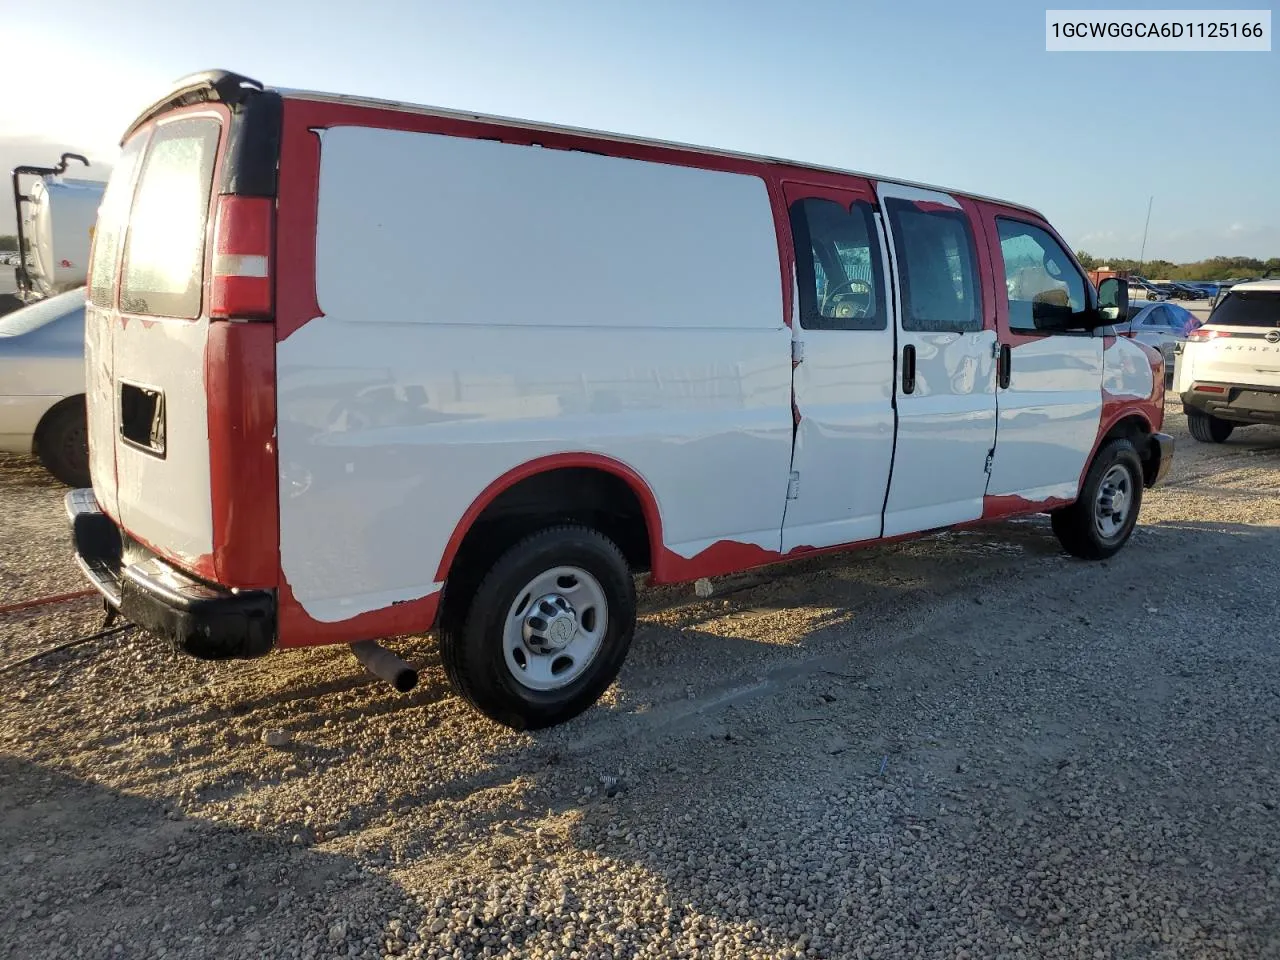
xmin=902 ymin=344 xmax=916 ymax=395
xmin=998 ymin=343 xmax=1011 ymax=389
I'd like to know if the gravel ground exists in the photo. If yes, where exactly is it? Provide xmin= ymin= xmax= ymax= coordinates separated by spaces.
xmin=2 ymin=401 xmax=1279 ymax=960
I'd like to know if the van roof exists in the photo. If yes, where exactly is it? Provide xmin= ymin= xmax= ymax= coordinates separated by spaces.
xmin=122 ymin=70 xmax=1046 ymax=221
xmin=279 ymin=87 xmax=1047 ymax=220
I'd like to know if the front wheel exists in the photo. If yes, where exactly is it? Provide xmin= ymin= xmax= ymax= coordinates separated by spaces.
xmin=1187 ymin=409 xmax=1234 ymax=444
xmin=440 ymin=525 xmax=636 ymax=730
xmin=1051 ymin=438 xmax=1144 ymax=561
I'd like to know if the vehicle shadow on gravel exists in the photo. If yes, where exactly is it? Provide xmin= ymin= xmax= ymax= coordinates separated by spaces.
xmin=0 ymin=754 xmax=426 ymax=959
xmin=5 ymin=522 xmax=1279 ymax=956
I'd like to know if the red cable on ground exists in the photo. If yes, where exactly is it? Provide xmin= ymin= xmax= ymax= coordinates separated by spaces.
xmin=0 ymin=589 xmax=98 ymax=616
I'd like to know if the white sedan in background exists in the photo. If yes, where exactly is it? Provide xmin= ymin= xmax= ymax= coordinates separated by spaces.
xmin=0 ymin=288 xmax=88 ymax=486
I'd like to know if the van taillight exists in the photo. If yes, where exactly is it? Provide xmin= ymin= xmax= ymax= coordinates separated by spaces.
xmin=210 ymin=196 xmax=273 ymax=320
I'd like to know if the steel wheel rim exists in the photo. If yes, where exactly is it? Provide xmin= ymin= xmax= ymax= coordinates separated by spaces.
xmin=1094 ymin=464 xmax=1132 ymax=540
xmin=503 ymin=565 xmax=607 ymax=692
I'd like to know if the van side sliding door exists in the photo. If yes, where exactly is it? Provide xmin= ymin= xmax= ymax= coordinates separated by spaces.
xmin=780 ymin=180 xmax=896 ymax=552
xmin=877 ymin=184 xmax=998 ymax=537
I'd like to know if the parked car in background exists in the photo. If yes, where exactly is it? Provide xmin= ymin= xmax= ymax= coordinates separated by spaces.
xmin=0 ymin=287 xmax=88 ymax=485
xmin=1188 ymin=281 xmax=1223 ymax=299
xmin=1129 ymin=277 xmax=1175 ymax=301
xmin=1177 ymin=279 xmax=1280 ymax=443
xmin=1116 ymin=301 xmax=1201 ymax=385
xmin=1169 ymin=282 xmax=1209 ymax=301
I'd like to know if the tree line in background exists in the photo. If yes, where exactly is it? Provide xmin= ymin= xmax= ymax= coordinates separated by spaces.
xmin=0 ymin=235 xmax=18 ymax=252
xmin=1076 ymin=252 xmax=1280 ymax=281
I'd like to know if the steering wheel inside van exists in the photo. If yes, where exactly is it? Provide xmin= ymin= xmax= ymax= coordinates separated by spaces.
xmin=822 ymin=278 xmax=873 ymax=318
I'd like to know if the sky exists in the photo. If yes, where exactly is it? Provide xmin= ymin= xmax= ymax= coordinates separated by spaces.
xmin=2 ymin=0 xmax=1276 ymax=262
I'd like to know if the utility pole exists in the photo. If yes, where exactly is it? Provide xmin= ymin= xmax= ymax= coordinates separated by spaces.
xmin=1137 ymin=195 xmax=1153 ymax=275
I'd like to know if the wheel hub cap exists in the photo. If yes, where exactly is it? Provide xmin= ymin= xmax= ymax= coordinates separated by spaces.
xmin=524 ymin=594 xmax=577 ymax=652
xmin=503 ymin=566 xmax=609 ymax=692
xmin=1094 ymin=465 xmax=1132 ymax=539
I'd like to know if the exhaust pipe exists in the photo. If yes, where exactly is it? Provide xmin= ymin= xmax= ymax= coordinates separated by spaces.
xmin=350 ymin=640 xmax=418 ymax=693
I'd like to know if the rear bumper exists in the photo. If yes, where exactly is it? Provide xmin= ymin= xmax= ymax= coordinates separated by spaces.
xmin=1181 ymin=382 xmax=1280 ymax=425
xmin=1148 ymin=432 xmax=1175 ymax=487
xmin=65 ymin=489 xmax=276 ymax=660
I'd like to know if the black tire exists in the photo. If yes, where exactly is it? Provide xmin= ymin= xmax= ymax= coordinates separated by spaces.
xmin=34 ymin=398 xmax=90 ymax=487
xmin=440 ymin=525 xmax=636 ymax=730
xmin=1051 ymin=438 xmax=1144 ymax=561
xmin=1187 ymin=409 xmax=1234 ymax=444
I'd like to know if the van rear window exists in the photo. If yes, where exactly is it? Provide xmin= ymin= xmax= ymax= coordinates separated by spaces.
xmin=1210 ymin=291 xmax=1280 ymax=327
xmin=119 ymin=117 xmax=221 ymax=319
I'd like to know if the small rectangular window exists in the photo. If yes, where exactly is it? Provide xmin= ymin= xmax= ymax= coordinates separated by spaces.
xmin=995 ymin=218 xmax=1087 ymax=334
xmin=789 ymin=197 xmax=887 ymax=331
xmin=884 ymin=199 xmax=981 ymax=334
xmin=88 ymin=133 xmax=149 ymax=309
xmin=120 ymin=116 xmax=221 ymax=319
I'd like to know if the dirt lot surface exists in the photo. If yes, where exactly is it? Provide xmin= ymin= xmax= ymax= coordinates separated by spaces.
xmin=2 ymin=402 xmax=1279 ymax=960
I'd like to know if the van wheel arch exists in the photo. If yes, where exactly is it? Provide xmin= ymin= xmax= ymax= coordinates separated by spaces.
xmin=438 ymin=463 xmax=657 ymax=631
xmin=1099 ymin=414 xmax=1161 ymax=488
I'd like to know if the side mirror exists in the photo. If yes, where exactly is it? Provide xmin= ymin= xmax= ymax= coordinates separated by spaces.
xmin=1097 ymin=277 xmax=1129 ymax=324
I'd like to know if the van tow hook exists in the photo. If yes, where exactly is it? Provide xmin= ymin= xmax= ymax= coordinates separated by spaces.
xmin=350 ymin=640 xmax=419 ymax=693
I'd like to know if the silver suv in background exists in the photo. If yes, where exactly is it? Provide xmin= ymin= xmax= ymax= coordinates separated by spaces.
xmin=1177 ymin=280 xmax=1280 ymax=443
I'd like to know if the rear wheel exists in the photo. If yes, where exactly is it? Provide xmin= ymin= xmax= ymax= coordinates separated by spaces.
xmin=1051 ymin=438 xmax=1143 ymax=560
xmin=34 ymin=399 xmax=89 ymax=488
xmin=1187 ymin=409 xmax=1234 ymax=444
xmin=439 ymin=525 xmax=636 ymax=730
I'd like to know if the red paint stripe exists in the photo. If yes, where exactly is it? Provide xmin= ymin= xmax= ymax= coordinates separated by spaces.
xmin=276 ymin=579 xmax=440 ymax=649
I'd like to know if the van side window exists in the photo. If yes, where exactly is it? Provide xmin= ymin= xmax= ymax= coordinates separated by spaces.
xmin=884 ymin=200 xmax=981 ymax=334
xmin=120 ymin=117 xmax=221 ymax=319
xmin=995 ymin=218 xmax=1087 ymax=334
xmin=88 ymin=134 xmax=149 ymax=309
xmin=789 ymin=198 xmax=886 ymax=331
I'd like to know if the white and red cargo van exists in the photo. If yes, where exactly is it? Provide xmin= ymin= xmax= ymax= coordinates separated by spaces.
xmin=69 ymin=70 xmax=1173 ymax=729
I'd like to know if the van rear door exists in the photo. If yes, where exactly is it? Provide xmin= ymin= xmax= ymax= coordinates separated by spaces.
xmin=84 ymin=75 xmax=281 ymax=588
xmin=85 ymin=134 xmax=148 ymax=524
xmin=111 ymin=113 xmax=223 ymax=572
